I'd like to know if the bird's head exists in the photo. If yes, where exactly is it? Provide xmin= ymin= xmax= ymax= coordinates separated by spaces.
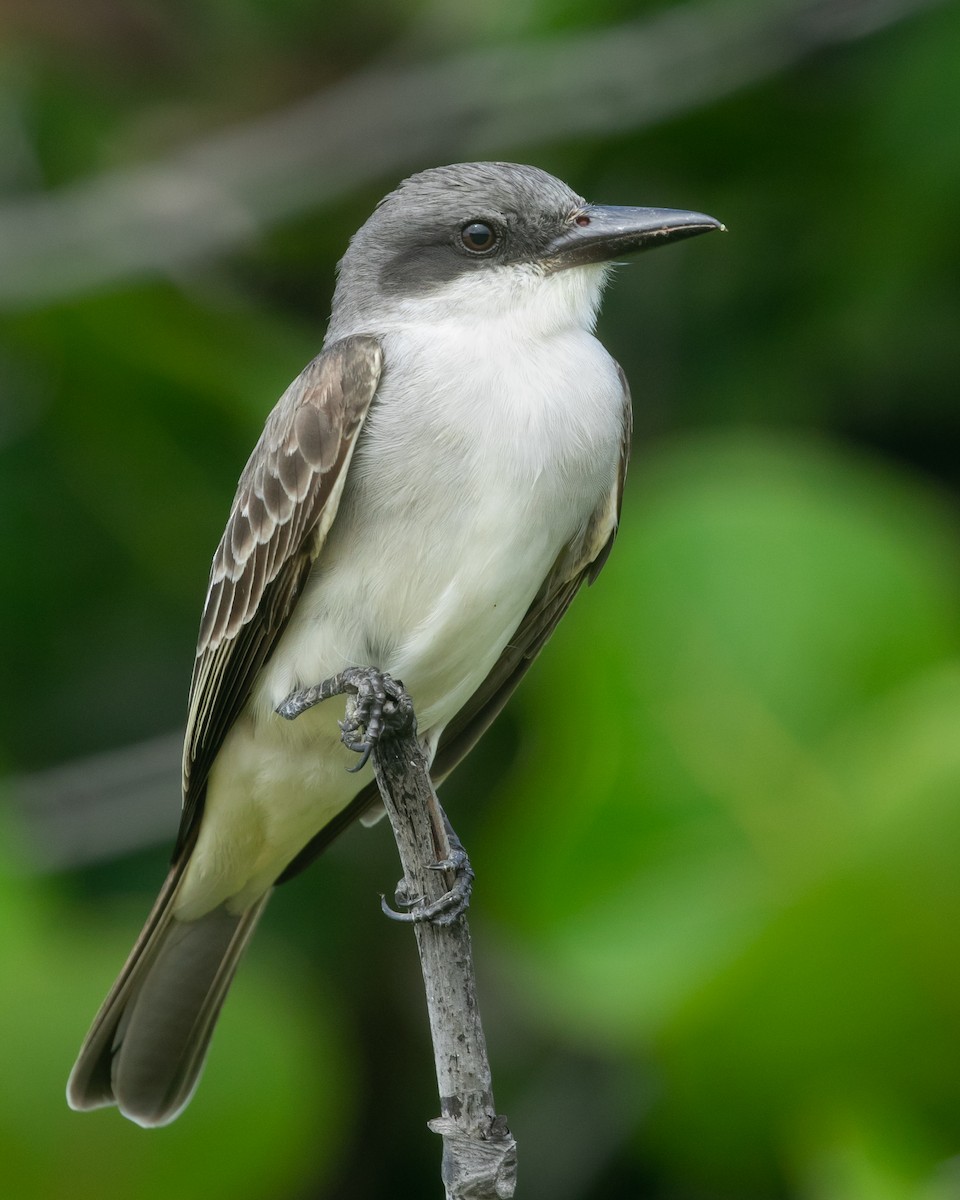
xmin=328 ymin=161 xmax=722 ymax=338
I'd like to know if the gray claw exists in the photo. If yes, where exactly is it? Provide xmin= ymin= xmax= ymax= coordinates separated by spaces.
xmin=379 ymin=850 xmax=474 ymax=926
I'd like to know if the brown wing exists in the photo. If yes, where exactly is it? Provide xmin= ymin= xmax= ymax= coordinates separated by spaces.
xmin=175 ymin=335 xmax=383 ymax=856
xmin=277 ymin=362 xmax=633 ymax=882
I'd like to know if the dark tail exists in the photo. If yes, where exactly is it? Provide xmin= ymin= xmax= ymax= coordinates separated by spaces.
xmin=67 ymin=863 xmax=270 ymax=1127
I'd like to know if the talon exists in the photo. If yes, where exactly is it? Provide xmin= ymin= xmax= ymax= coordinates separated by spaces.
xmin=347 ymin=743 xmax=374 ymax=773
xmin=429 ymin=848 xmax=470 ymax=874
xmin=380 ymin=846 xmax=474 ymax=926
xmin=381 ymin=894 xmax=419 ymax=923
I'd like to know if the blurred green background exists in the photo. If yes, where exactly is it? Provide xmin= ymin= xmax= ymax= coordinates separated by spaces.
xmin=2 ymin=0 xmax=959 ymax=1197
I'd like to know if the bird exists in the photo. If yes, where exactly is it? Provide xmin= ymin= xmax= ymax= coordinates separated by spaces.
xmin=67 ymin=161 xmax=721 ymax=1126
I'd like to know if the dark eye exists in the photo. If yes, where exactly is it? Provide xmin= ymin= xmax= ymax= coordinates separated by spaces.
xmin=460 ymin=222 xmax=498 ymax=253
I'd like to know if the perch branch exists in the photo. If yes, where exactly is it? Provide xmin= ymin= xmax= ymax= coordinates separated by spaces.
xmin=372 ymin=719 xmax=517 ymax=1199
xmin=278 ymin=668 xmax=517 ymax=1198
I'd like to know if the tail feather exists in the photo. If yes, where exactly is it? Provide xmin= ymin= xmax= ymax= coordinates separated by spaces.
xmin=67 ymin=865 xmax=270 ymax=1127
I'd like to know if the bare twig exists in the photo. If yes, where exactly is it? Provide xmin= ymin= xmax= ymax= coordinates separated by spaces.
xmin=0 ymin=0 xmax=943 ymax=309
xmin=275 ymin=668 xmax=516 ymax=1196
xmin=363 ymin=683 xmax=517 ymax=1198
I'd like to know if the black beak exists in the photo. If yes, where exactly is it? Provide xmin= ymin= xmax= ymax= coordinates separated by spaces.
xmin=545 ymin=205 xmax=724 ymax=270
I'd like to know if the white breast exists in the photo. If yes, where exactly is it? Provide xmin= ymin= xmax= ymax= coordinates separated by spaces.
xmin=257 ymin=315 xmax=624 ymax=729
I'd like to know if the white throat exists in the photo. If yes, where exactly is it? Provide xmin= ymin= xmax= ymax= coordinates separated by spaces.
xmin=328 ymin=261 xmax=612 ymax=345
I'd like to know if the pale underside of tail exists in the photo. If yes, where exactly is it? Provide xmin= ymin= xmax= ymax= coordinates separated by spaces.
xmin=66 ymin=860 xmax=270 ymax=1128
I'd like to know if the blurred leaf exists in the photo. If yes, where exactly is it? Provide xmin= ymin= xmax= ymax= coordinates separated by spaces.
xmin=790 ymin=1100 xmax=958 ymax=1200
xmin=479 ymin=432 xmax=960 ymax=1192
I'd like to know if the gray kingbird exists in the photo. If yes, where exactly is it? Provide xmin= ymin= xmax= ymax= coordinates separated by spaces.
xmin=67 ymin=162 xmax=721 ymax=1126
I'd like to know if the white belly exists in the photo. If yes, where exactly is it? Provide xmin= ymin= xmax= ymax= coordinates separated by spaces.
xmin=176 ymin=323 xmax=624 ymax=918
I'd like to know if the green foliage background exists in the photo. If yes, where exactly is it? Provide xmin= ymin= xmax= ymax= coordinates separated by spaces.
xmin=1 ymin=1 xmax=959 ymax=1197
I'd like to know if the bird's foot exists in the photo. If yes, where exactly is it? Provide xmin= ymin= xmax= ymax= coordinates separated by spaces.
xmin=336 ymin=668 xmax=412 ymax=773
xmin=381 ymin=842 xmax=474 ymax=926
xmin=277 ymin=667 xmax=412 ymax=773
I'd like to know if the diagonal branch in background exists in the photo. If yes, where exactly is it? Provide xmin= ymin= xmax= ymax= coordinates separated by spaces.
xmin=0 ymin=0 xmax=944 ymax=310
xmin=7 ymin=733 xmax=184 ymax=872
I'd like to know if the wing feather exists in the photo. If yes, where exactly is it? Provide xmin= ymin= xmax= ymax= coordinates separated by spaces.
xmin=175 ymin=335 xmax=383 ymax=856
